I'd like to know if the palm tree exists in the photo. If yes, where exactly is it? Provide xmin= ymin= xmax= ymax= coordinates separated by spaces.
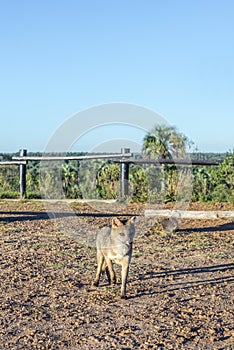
xmin=142 ymin=125 xmax=190 ymax=159
xmin=142 ymin=125 xmax=191 ymax=200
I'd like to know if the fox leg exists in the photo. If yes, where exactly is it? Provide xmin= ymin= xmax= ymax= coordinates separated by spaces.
xmin=104 ymin=257 xmax=116 ymax=285
xmin=101 ymin=261 xmax=111 ymax=285
xmin=105 ymin=265 xmax=111 ymax=285
xmin=93 ymin=250 xmax=104 ymax=287
xmin=120 ymin=258 xmax=130 ymax=298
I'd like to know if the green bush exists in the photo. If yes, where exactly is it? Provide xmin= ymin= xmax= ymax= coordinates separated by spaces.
xmin=209 ymin=155 xmax=234 ymax=202
xmin=0 ymin=191 xmax=19 ymax=199
xmin=192 ymin=167 xmax=212 ymax=202
xmin=62 ymin=162 xmax=82 ymax=199
xmin=97 ymin=163 xmax=120 ymax=199
xmin=0 ymin=165 xmax=19 ymax=193
xmin=129 ymin=165 xmax=148 ymax=202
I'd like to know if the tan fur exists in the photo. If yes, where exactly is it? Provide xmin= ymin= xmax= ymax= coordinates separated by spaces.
xmin=93 ymin=217 xmax=136 ymax=298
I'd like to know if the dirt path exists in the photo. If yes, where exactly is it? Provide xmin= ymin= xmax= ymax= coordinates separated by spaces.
xmin=0 ymin=201 xmax=234 ymax=349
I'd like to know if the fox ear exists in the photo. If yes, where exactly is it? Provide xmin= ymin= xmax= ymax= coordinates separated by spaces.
xmin=112 ymin=218 xmax=123 ymax=228
xmin=127 ymin=216 xmax=136 ymax=225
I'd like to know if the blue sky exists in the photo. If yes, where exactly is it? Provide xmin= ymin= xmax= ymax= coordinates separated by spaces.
xmin=0 ymin=0 xmax=233 ymax=153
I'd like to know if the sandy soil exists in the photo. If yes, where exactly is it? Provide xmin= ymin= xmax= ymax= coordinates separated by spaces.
xmin=0 ymin=200 xmax=233 ymax=349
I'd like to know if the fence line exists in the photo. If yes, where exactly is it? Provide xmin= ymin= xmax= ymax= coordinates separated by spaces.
xmin=12 ymin=153 xmax=133 ymax=162
xmin=1 ymin=148 xmax=233 ymax=199
xmin=9 ymin=148 xmax=133 ymax=198
xmin=0 ymin=161 xmax=27 ymax=165
xmin=116 ymin=158 xmax=234 ymax=166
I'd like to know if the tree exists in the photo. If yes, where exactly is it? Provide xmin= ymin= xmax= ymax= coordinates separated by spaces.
xmin=142 ymin=125 xmax=192 ymax=201
xmin=142 ymin=125 xmax=190 ymax=159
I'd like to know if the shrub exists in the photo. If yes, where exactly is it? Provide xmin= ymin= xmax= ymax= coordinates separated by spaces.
xmin=97 ymin=163 xmax=120 ymax=199
xmin=129 ymin=165 xmax=148 ymax=202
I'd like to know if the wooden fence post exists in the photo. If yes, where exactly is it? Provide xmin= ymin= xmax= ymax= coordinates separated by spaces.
xmin=19 ymin=149 xmax=27 ymax=198
xmin=120 ymin=148 xmax=130 ymax=199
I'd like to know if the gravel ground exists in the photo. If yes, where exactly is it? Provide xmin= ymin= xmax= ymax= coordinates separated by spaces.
xmin=0 ymin=200 xmax=234 ymax=349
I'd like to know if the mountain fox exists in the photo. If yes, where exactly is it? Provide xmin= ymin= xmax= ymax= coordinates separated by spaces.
xmin=93 ymin=217 xmax=136 ymax=298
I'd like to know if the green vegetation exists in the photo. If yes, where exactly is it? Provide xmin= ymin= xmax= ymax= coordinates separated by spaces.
xmin=97 ymin=162 xmax=120 ymax=199
xmin=0 ymin=163 xmax=19 ymax=199
xmin=192 ymin=155 xmax=234 ymax=202
xmin=0 ymin=153 xmax=233 ymax=203
xmin=142 ymin=125 xmax=191 ymax=159
xmin=0 ymin=150 xmax=233 ymax=203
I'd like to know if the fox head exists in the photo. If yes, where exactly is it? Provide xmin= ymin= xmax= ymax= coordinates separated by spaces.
xmin=111 ymin=217 xmax=136 ymax=244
